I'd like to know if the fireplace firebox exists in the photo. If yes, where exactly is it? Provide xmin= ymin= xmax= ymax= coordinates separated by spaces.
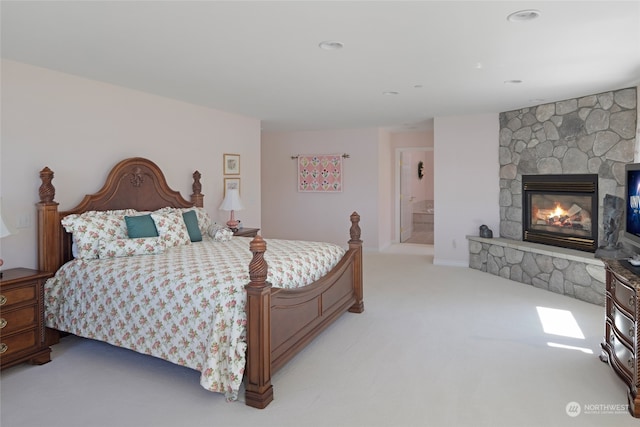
xmin=522 ymin=174 xmax=598 ymax=252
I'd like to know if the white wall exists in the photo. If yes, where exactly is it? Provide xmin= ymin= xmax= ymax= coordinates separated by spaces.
xmin=261 ymin=128 xmax=381 ymax=250
xmin=433 ymin=113 xmax=500 ymax=266
xmin=0 ymin=60 xmax=262 ymax=270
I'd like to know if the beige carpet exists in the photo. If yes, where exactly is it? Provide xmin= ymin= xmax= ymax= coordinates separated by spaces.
xmin=1 ymin=248 xmax=636 ymax=427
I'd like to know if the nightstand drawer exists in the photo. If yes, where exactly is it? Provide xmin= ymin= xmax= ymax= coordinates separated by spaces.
xmin=0 ymin=285 xmax=37 ymax=307
xmin=1 ymin=305 xmax=37 ymax=334
xmin=1 ymin=329 xmax=38 ymax=358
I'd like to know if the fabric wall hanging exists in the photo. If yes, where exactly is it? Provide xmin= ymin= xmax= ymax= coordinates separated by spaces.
xmin=297 ymin=154 xmax=343 ymax=192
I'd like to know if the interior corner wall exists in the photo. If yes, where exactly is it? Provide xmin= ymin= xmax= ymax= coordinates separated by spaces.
xmin=378 ymin=129 xmax=393 ymax=251
xmin=260 ymin=128 xmax=380 ymax=250
xmin=433 ymin=113 xmax=500 ymax=266
xmin=637 ymin=85 xmax=640 ymax=161
xmin=0 ymin=59 xmax=262 ymax=270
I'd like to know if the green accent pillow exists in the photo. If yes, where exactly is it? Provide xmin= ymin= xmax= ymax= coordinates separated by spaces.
xmin=183 ymin=210 xmax=203 ymax=242
xmin=125 ymin=214 xmax=159 ymax=238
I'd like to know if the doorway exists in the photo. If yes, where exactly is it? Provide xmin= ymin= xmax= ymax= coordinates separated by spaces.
xmin=396 ymin=148 xmax=434 ymax=245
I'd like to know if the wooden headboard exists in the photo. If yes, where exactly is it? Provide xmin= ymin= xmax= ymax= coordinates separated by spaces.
xmin=37 ymin=157 xmax=204 ymax=273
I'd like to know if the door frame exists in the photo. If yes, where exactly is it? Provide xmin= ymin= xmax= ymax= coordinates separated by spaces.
xmin=394 ymin=147 xmax=433 ymax=244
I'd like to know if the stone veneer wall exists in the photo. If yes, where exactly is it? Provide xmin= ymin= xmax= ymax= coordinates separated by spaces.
xmin=468 ymin=87 xmax=637 ymax=305
xmin=499 ymin=87 xmax=637 ymax=243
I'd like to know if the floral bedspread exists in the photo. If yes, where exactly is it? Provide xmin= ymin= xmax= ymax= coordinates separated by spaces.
xmin=44 ymin=236 xmax=345 ymax=400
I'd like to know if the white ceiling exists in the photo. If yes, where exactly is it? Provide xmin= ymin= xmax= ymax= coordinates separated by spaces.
xmin=2 ymin=1 xmax=639 ymax=132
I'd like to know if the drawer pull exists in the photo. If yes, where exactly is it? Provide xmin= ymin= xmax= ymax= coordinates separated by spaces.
xmin=631 ymin=326 xmax=635 ymax=338
xmin=0 ymin=295 xmax=5 ymax=306
xmin=0 ymin=318 xmax=6 ymax=329
xmin=630 ymin=297 xmax=636 ymax=308
xmin=0 ymin=343 xmax=7 ymax=354
xmin=629 ymin=358 xmax=635 ymax=369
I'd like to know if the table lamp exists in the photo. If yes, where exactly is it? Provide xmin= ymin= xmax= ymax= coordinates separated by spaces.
xmin=219 ymin=188 xmax=244 ymax=231
xmin=0 ymin=213 xmax=11 ymax=278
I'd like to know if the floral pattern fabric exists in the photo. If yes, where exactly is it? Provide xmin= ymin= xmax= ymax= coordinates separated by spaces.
xmin=62 ymin=209 xmax=138 ymax=260
xmin=98 ymin=236 xmax=166 ymax=258
xmin=44 ymin=236 xmax=346 ymax=400
xmin=150 ymin=211 xmax=191 ymax=247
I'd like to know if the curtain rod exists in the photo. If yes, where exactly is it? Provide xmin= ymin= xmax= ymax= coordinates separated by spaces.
xmin=290 ymin=153 xmax=350 ymax=159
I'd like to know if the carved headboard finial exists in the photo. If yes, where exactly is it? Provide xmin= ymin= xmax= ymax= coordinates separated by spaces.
xmin=193 ymin=170 xmax=202 ymax=195
xmin=39 ymin=167 xmax=56 ymax=203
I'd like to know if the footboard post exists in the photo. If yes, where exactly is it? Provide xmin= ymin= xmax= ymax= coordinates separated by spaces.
xmin=244 ymin=236 xmax=274 ymax=409
xmin=348 ymin=212 xmax=364 ymax=313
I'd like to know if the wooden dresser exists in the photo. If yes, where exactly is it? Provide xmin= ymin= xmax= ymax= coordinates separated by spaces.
xmin=601 ymin=259 xmax=640 ymax=417
xmin=0 ymin=268 xmax=52 ymax=369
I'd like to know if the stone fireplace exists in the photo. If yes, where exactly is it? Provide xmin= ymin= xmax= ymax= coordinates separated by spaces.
xmin=522 ymin=173 xmax=598 ymax=252
xmin=469 ymin=87 xmax=637 ymax=305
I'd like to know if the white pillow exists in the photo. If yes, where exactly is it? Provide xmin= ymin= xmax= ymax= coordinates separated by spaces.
xmin=150 ymin=211 xmax=191 ymax=247
xmin=98 ymin=237 xmax=166 ymax=258
xmin=62 ymin=209 xmax=137 ymax=260
xmin=208 ymin=224 xmax=233 ymax=242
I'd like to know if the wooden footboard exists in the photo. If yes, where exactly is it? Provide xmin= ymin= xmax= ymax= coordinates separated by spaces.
xmin=244 ymin=212 xmax=363 ymax=409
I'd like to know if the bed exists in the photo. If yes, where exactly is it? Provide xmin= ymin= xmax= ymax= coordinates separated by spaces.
xmin=36 ymin=157 xmax=364 ymax=409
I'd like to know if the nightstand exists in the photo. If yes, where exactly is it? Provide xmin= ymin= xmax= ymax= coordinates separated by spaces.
xmin=1 ymin=268 xmax=53 ymax=369
xmin=233 ymin=228 xmax=260 ymax=238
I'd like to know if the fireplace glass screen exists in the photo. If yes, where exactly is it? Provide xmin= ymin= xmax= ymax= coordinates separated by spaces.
xmin=528 ymin=194 xmax=593 ymax=238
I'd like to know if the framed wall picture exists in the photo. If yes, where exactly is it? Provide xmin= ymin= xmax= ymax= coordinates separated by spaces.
xmin=223 ymin=153 xmax=240 ymax=175
xmin=224 ymin=177 xmax=241 ymax=196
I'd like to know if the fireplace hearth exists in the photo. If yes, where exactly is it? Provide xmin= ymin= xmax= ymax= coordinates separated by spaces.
xmin=522 ymin=174 xmax=598 ymax=252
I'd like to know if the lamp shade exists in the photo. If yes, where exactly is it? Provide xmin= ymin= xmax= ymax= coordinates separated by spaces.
xmin=219 ymin=189 xmax=245 ymax=211
xmin=0 ymin=215 xmax=10 ymax=239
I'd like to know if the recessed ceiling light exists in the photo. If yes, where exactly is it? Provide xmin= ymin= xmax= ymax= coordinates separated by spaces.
xmin=413 ymin=84 xmax=423 ymax=89
xmin=383 ymin=91 xmax=399 ymax=96
xmin=507 ymin=9 xmax=541 ymax=22
xmin=504 ymin=80 xmax=523 ymax=84
xmin=319 ymin=40 xmax=344 ymax=50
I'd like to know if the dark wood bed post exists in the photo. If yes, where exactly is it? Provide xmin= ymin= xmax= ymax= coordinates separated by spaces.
xmin=348 ymin=211 xmax=364 ymax=313
xmin=37 ymin=167 xmax=62 ymax=274
xmin=191 ymin=171 xmax=204 ymax=208
xmin=244 ymin=235 xmax=274 ymax=409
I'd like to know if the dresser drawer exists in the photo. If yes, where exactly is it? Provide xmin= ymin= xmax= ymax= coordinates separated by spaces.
xmin=0 ymin=284 xmax=37 ymax=308
xmin=0 ymin=329 xmax=38 ymax=359
xmin=0 ymin=305 xmax=37 ymax=335
xmin=611 ymin=274 xmax=637 ymax=315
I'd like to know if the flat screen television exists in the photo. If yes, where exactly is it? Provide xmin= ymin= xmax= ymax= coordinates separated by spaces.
xmin=625 ymin=162 xmax=640 ymax=248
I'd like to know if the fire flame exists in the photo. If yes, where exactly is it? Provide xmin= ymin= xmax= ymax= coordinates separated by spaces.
xmin=550 ymin=204 xmax=566 ymax=218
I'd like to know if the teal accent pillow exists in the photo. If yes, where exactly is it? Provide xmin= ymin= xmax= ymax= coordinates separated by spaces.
xmin=183 ymin=210 xmax=202 ymax=242
xmin=125 ymin=214 xmax=159 ymax=238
